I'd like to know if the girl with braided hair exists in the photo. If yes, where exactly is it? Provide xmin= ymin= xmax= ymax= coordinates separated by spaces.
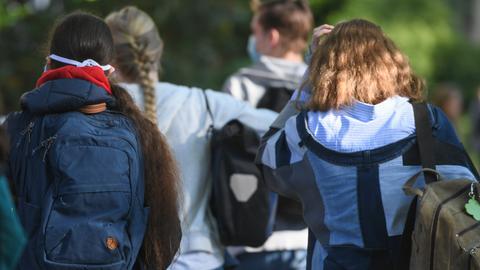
xmin=106 ymin=6 xmax=277 ymax=270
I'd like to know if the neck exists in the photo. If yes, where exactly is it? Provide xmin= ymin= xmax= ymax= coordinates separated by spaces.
xmin=268 ymin=50 xmax=303 ymax=63
xmin=148 ymin=70 xmax=159 ymax=82
xmin=115 ymin=70 xmax=159 ymax=84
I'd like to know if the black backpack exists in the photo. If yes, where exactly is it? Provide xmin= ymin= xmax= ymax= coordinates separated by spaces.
xmin=203 ymin=92 xmax=276 ymax=247
xmin=256 ymin=86 xmax=293 ymax=113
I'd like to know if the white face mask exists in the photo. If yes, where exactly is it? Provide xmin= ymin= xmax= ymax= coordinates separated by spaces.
xmin=44 ymin=54 xmax=115 ymax=73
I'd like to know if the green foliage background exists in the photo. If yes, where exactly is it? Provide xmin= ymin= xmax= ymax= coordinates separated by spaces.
xmin=1 ymin=0 xmax=480 ymax=115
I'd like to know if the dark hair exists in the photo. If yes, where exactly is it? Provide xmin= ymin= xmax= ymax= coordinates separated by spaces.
xmin=49 ymin=12 xmax=114 ymax=68
xmin=254 ymin=0 xmax=313 ymax=53
xmin=48 ymin=12 xmax=181 ymax=269
xmin=110 ymin=84 xmax=181 ymax=269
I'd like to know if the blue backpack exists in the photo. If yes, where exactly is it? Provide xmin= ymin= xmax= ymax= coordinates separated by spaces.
xmin=6 ymin=79 xmax=148 ymax=270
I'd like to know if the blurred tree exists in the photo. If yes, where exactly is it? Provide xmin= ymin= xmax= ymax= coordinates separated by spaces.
xmin=325 ymin=0 xmax=456 ymax=84
xmin=0 ymin=0 xmax=29 ymax=29
xmin=1 ymin=0 xmax=480 ymax=115
xmin=0 ymin=0 xmax=254 ymax=113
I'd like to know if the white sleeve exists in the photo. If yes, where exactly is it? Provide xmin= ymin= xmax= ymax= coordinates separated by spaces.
xmin=205 ymin=89 xmax=277 ymax=136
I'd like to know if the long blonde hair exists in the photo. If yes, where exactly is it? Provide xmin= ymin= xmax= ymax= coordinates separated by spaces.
xmin=106 ymin=6 xmax=163 ymax=124
xmin=306 ymin=19 xmax=425 ymax=111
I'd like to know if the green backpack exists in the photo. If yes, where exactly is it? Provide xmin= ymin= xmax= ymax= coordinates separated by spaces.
xmin=399 ymin=103 xmax=480 ymax=270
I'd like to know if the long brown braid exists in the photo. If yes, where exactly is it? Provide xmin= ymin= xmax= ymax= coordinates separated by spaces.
xmin=106 ymin=6 xmax=163 ymax=125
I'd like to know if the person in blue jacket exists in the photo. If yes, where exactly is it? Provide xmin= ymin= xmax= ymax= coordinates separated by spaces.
xmin=4 ymin=11 xmax=181 ymax=269
xmin=257 ymin=19 xmax=479 ymax=269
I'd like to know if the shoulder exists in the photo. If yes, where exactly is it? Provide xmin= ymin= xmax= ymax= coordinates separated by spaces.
xmin=156 ymin=82 xmax=192 ymax=94
xmin=222 ymin=69 xmax=258 ymax=93
xmin=3 ymin=112 xmax=33 ymax=144
xmin=155 ymin=82 xmax=209 ymax=103
xmin=427 ymin=103 xmax=461 ymax=147
xmin=262 ymin=113 xmax=305 ymax=168
xmin=224 ymin=64 xmax=270 ymax=87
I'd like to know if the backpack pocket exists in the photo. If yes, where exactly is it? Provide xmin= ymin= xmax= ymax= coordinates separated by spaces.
xmin=17 ymin=200 xmax=41 ymax=238
xmin=43 ymin=142 xmax=134 ymax=269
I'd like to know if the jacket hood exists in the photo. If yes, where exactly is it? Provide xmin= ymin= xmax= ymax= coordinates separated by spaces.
xmin=237 ymin=55 xmax=307 ymax=90
xmin=21 ymin=78 xmax=114 ymax=114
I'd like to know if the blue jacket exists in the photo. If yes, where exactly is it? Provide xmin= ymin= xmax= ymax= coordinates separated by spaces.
xmin=257 ymin=100 xmax=478 ymax=270
xmin=5 ymin=79 xmax=148 ymax=270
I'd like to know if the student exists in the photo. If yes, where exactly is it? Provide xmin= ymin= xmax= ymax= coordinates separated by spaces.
xmin=4 ymin=12 xmax=181 ymax=269
xmin=223 ymin=0 xmax=313 ymax=111
xmin=0 ymin=127 xmax=26 ymax=270
xmin=432 ymin=83 xmax=463 ymax=128
xmin=257 ymin=20 xmax=478 ymax=269
xmin=106 ymin=6 xmax=277 ymax=270
xmin=222 ymin=1 xmax=313 ymax=268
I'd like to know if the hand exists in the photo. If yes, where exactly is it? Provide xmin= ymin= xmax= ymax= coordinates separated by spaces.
xmin=311 ymin=24 xmax=334 ymax=51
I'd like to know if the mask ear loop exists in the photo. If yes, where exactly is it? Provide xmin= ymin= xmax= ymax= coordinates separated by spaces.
xmin=48 ymin=54 xmax=115 ymax=72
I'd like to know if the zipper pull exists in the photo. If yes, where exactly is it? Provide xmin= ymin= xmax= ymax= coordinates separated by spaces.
xmin=32 ymin=135 xmax=57 ymax=162
xmin=19 ymin=121 xmax=35 ymax=144
xmin=42 ymin=136 xmax=57 ymax=162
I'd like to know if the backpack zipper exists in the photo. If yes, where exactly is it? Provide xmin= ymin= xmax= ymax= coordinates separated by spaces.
xmin=468 ymin=244 xmax=480 ymax=270
xmin=32 ymin=136 xmax=57 ymax=162
xmin=18 ymin=121 xmax=35 ymax=146
xmin=457 ymin=222 xmax=480 ymax=238
xmin=429 ymin=185 xmax=470 ymax=270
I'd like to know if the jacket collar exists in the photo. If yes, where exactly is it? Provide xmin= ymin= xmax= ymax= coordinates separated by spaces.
xmin=21 ymin=78 xmax=114 ymax=115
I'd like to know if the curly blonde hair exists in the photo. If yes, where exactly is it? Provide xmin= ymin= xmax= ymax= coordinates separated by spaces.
xmin=306 ymin=19 xmax=425 ymax=111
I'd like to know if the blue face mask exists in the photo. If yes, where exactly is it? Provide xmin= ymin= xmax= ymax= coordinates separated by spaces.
xmin=247 ymin=35 xmax=261 ymax=63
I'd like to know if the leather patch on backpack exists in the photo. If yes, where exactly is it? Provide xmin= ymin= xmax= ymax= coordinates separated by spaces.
xmin=106 ymin=236 xmax=118 ymax=250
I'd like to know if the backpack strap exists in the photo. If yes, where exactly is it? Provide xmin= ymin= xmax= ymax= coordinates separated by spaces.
xmin=201 ymin=90 xmax=214 ymax=136
xmin=396 ymin=197 xmax=417 ymax=270
xmin=396 ymin=102 xmax=438 ymax=270
xmin=412 ymin=102 xmax=437 ymax=184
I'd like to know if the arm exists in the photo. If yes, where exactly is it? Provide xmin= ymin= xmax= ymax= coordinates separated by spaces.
xmin=256 ymin=114 xmax=309 ymax=201
xmin=205 ymin=89 xmax=277 ymax=135
xmin=430 ymin=105 xmax=479 ymax=178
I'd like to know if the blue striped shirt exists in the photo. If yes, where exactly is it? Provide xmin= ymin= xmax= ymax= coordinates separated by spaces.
xmin=307 ymin=96 xmax=415 ymax=153
xmin=293 ymin=91 xmax=415 ymax=153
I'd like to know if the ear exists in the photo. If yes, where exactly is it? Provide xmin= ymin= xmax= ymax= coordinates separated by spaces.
xmin=269 ymin=28 xmax=281 ymax=48
xmin=45 ymin=57 xmax=52 ymax=70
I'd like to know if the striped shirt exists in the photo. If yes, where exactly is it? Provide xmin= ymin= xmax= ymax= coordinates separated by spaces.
xmin=306 ymin=96 xmax=416 ymax=153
